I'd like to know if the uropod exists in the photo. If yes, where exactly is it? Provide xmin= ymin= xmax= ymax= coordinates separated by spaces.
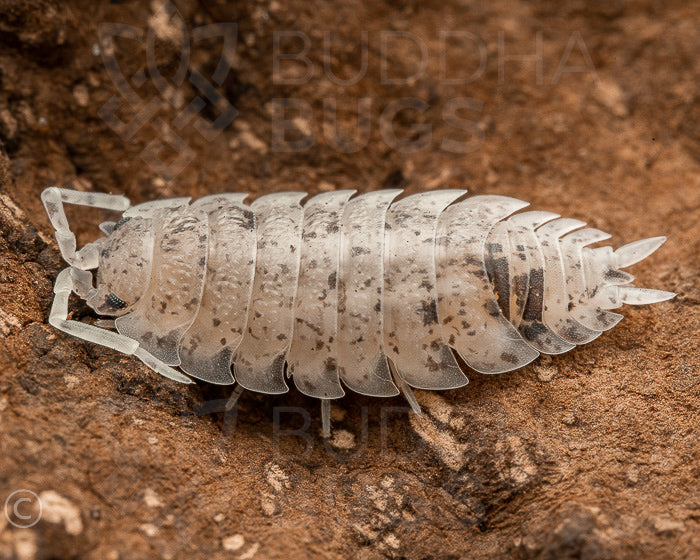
xmin=42 ymin=187 xmax=674 ymax=435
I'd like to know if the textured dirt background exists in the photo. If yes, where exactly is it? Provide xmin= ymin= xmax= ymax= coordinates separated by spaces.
xmin=0 ymin=1 xmax=698 ymax=559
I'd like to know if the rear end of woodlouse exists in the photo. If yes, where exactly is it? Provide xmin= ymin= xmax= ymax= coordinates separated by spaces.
xmin=41 ymin=187 xmax=674 ymax=435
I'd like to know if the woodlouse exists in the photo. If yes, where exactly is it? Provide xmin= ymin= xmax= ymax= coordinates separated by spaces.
xmin=42 ymin=187 xmax=674 ymax=434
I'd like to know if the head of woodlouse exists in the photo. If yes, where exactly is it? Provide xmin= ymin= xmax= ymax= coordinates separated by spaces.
xmin=85 ymin=216 xmax=155 ymax=316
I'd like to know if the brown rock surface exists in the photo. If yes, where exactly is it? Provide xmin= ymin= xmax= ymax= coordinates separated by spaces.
xmin=0 ymin=1 xmax=697 ymax=559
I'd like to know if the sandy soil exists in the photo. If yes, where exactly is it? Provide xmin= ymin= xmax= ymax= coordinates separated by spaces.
xmin=0 ymin=1 xmax=698 ymax=559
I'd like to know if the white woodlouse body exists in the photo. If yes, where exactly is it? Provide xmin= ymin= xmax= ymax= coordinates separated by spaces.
xmin=41 ymin=187 xmax=674 ymax=433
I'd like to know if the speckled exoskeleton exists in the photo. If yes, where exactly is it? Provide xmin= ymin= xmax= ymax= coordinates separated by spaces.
xmin=42 ymin=187 xmax=674 ymax=434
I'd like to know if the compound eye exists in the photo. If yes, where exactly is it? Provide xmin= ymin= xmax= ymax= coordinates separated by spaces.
xmin=106 ymin=293 xmax=127 ymax=309
xmin=113 ymin=216 xmax=132 ymax=231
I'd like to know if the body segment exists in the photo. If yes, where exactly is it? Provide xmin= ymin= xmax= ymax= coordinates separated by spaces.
xmin=178 ymin=194 xmax=256 ymax=384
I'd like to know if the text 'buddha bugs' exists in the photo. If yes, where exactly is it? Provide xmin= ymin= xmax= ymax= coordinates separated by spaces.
xmin=42 ymin=187 xmax=674 ymax=435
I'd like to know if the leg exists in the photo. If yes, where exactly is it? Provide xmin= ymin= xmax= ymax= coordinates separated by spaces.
xmin=389 ymin=362 xmax=422 ymax=416
xmin=133 ymin=347 xmax=195 ymax=384
xmin=41 ymin=187 xmax=131 ymax=270
xmin=50 ymin=267 xmax=193 ymax=384
xmin=321 ymin=399 xmax=331 ymax=438
xmin=225 ymin=383 xmax=245 ymax=411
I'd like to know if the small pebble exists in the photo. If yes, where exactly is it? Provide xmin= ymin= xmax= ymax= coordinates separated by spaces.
xmin=222 ymin=534 xmax=245 ymax=551
xmin=653 ymin=516 xmax=685 ymax=535
xmin=139 ymin=523 xmax=159 ymax=537
xmin=39 ymin=491 xmax=83 ymax=535
xmin=593 ymin=79 xmax=629 ymax=117
xmin=259 ymin=493 xmax=277 ymax=516
xmin=143 ymin=488 xmax=164 ymax=508
xmin=73 ymin=84 xmax=89 ymax=107
xmin=240 ymin=543 xmax=260 ymax=560
xmin=329 ymin=429 xmax=355 ymax=449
